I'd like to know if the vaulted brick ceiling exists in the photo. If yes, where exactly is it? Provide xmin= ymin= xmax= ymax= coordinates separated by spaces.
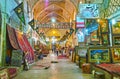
xmin=27 ymin=0 xmax=80 ymax=38
xmin=32 ymin=0 xmax=78 ymax=23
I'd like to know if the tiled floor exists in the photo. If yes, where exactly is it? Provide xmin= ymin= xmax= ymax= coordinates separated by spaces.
xmin=14 ymin=54 xmax=93 ymax=79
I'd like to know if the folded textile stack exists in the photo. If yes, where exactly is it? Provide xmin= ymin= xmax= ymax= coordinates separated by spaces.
xmin=7 ymin=68 xmax=17 ymax=79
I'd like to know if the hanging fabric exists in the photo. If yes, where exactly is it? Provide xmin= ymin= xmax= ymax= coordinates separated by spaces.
xmin=7 ymin=25 xmax=20 ymax=50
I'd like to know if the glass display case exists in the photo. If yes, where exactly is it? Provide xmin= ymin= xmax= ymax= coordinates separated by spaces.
xmin=78 ymin=47 xmax=88 ymax=58
xmin=77 ymin=46 xmax=88 ymax=68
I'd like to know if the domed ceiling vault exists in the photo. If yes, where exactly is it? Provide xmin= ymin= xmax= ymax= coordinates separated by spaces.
xmin=39 ymin=12 xmax=68 ymax=23
xmin=33 ymin=0 xmax=77 ymax=22
xmin=28 ymin=0 xmax=80 ymax=39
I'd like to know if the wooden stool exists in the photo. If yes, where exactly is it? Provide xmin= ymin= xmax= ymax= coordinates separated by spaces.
xmin=82 ymin=63 xmax=91 ymax=73
xmin=94 ymin=72 xmax=105 ymax=79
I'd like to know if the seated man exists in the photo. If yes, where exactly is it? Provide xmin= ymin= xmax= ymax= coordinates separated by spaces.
xmin=38 ymin=50 xmax=43 ymax=60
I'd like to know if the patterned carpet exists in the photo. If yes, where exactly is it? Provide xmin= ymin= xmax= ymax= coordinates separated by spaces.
xmin=31 ymin=60 xmax=51 ymax=70
xmin=57 ymin=55 xmax=69 ymax=59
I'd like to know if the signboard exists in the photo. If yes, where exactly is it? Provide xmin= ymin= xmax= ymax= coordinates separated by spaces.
xmin=79 ymin=4 xmax=99 ymax=18
xmin=76 ymin=15 xmax=85 ymax=28
xmin=36 ymin=22 xmax=73 ymax=29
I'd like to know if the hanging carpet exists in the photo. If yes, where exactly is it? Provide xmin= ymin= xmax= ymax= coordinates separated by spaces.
xmin=22 ymin=34 xmax=34 ymax=63
xmin=7 ymin=25 xmax=20 ymax=49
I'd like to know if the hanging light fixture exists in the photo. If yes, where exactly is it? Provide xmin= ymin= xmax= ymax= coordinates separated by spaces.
xmin=112 ymin=19 xmax=116 ymax=25
xmin=51 ymin=17 xmax=56 ymax=23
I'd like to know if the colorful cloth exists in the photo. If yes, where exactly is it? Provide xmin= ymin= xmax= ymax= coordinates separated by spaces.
xmin=7 ymin=25 xmax=20 ymax=49
xmin=15 ymin=30 xmax=34 ymax=64
xmin=22 ymin=34 xmax=34 ymax=63
xmin=15 ymin=30 xmax=28 ymax=52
